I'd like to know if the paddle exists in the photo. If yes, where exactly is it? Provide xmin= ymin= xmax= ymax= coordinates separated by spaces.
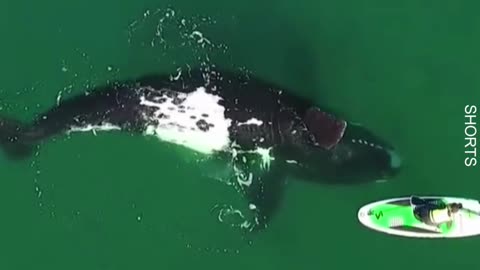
xmin=461 ymin=207 xmax=480 ymax=216
xmin=452 ymin=199 xmax=480 ymax=216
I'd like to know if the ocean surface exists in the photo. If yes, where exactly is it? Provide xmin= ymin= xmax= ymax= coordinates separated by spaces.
xmin=1 ymin=1 xmax=479 ymax=269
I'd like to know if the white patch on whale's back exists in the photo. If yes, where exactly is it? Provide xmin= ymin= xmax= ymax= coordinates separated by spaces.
xmin=141 ymin=87 xmax=232 ymax=154
xmin=238 ymin=118 xmax=263 ymax=126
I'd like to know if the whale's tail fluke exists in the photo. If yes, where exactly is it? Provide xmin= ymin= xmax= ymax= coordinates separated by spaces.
xmin=0 ymin=116 xmax=36 ymax=160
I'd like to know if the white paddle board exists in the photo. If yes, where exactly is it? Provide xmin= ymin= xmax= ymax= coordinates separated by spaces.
xmin=357 ymin=196 xmax=480 ymax=238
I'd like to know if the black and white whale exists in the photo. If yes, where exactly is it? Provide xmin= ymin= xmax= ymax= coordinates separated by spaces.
xmin=0 ymin=67 xmax=402 ymax=231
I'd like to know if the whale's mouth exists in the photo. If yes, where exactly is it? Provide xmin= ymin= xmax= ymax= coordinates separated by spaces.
xmin=303 ymin=108 xmax=347 ymax=150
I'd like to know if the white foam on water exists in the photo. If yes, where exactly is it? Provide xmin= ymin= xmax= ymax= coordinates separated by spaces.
xmin=230 ymin=146 xmax=275 ymax=188
xmin=254 ymin=147 xmax=275 ymax=170
xmin=235 ymin=171 xmax=253 ymax=187
xmin=212 ymin=203 xmax=257 ymax=232
xmin=141 ymin=86 xmax=232 ymax=155
xmin=68 ymin=123 xmax=121 ymax=136
xmin=231 ymin=146 xmax=275 ymax=169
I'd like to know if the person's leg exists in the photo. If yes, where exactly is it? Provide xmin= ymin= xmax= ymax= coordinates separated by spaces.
xmin=413 ymin=205 xmax=435 ymax=225
xmin=411 ymin=196 xmax=426 ymax=206
xmin=413 ymin=206 xmax=422 ymax=220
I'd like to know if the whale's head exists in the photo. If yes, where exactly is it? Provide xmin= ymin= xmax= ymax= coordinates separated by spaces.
xmin=299 ymin=107 xmax=402 ymax=184
xmin=328 ymin=122 xmax=402 ymax=182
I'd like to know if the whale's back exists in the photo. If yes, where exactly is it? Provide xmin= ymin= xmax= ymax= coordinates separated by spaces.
xmin=138 ymin=86 xmax=234 ymax=155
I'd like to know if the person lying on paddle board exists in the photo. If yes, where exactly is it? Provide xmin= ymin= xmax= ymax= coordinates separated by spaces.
xmin=410 ymin=196 xmax=463 ymax=229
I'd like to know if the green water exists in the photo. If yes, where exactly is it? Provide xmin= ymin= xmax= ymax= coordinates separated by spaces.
xmin=1 ymin=0 xmax=480 ymax=269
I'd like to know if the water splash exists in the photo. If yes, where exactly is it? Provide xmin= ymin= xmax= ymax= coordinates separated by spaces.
xmin=125 ymin=6 xmax=231 ymax=83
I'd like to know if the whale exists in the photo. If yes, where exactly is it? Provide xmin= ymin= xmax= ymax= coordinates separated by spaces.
xmin=0 ymin=67 xmax=402 ymax=231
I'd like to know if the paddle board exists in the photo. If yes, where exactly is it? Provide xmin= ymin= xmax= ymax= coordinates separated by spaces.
xmin=357 ymin=196 xmax=480 ymax=238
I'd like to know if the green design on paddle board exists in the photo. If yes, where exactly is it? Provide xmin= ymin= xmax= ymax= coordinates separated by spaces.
xmin=368 ymin=203 xmax=455 ymax=234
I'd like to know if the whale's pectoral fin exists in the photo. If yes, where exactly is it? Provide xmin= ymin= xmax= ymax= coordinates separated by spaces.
xmin=231 ymin=150 xmax=288 ymax=232
xmin=242 ymin=164 xmax=287 ymax=232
